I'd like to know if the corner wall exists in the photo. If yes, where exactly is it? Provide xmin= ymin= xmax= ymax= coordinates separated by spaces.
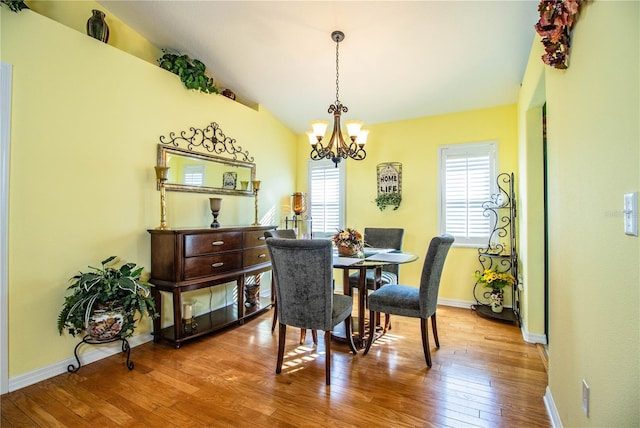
xmin=541 ymin=2 xmax=639 ymax=425
xmin=1 ymin=9 xmax=296 ymax=381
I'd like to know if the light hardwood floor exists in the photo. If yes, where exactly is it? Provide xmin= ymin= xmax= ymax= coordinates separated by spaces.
xmin=1 ymin=305 xmax=550 ymax=427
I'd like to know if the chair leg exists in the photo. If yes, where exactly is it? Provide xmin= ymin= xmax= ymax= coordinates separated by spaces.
xmin=299 ymin=329 xmax=318 ymax=344
xmin=344 ymin=314 xmax=358 ymax=354
xmin=271 ymin=299 xmax=278 ymax=332
xmin=325 ymin=330 xmax=331 ymax=385
xmin=431 ymin=313 xmax=440 ymax=348
xmin=363 ymin=309 xmax=376 ymax=355
xmin=276 ymin=323 xmax=286 ymax=374
xmin=383 ymin=312 xmax=391 ymax=333
xmin=420 ymin=318 xmax=432 ymax=368
xmin=383 ymin=314 xmax=392 ymax=332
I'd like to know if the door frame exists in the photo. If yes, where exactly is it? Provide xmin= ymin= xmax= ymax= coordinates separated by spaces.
xmin=1 ymin=62 xmax=12 ymax=394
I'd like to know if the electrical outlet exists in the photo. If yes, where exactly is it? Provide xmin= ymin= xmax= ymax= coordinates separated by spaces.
xmin=582 ymin=379 xmax=590 ymax=417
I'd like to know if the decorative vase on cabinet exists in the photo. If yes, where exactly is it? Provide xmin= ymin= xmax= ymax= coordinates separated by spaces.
xmin=87 ymin=9 xmax=109 ymax=43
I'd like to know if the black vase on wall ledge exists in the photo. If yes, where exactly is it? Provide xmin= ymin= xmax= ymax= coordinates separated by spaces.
xmin=87 ymin=9 xmax=109 ymax=43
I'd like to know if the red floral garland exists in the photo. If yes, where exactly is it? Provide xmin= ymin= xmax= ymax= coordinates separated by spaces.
xmin=535 ymin=0 xmax=584 ymax=69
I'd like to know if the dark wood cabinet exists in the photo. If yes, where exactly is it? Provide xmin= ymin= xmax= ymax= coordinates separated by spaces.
xmin=148 ymin=225 xmax=276 ymax=348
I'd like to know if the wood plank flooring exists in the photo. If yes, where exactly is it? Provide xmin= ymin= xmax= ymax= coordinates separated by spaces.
xmin=1 ymin=306 xmax=550 ymax=427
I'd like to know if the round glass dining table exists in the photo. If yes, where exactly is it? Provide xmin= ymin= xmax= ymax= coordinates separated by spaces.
xmin=332 ymin=249 xmax=419 ymax=348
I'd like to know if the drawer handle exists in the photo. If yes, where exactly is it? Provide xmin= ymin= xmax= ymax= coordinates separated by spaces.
xmin=212 ymin=262 xmax=224 ymax=268
xmin=258 ymin=254 xmax=266 ymax=258
xmin=211 ymin=241 xmax=224 ymax=246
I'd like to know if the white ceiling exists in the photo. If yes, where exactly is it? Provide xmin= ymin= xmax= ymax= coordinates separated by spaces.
xmin=99 ymin=0 xmax=539 ymax=135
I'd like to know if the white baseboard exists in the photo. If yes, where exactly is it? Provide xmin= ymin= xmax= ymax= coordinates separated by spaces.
xmin=544 ymin=386 xmax=562 ymax=427
xmin=521 ymin=323 xmax=548 ymax=344
xmin=437 ymin=297 xmax=475 ymax=309
xmin=8 ymin=333 xmax=153 ymax=392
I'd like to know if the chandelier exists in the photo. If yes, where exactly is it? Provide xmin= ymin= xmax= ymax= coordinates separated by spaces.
xmin=307 ymin=30 xmax=368 ymax=168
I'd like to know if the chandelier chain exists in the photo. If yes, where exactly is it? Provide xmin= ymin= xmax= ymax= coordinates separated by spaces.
xmin=335 ymin=36 xmax=340 ymax=104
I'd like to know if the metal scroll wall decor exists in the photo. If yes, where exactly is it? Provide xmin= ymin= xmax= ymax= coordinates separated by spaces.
xmin=375 ymin=162 xmax=402 ymax=211
xmin=160 ymin=121 xmax=254 ymax=162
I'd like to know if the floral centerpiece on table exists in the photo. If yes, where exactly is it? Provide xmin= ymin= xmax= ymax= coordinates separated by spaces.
xmin=333 ymin=227 xmax=364 ymax=256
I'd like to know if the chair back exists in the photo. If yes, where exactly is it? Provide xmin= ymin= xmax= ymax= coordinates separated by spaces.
xmin=419 ymin=234 xmax=455 ymax=317
xmin=266 ymin=238 xmax=334 ymax=331
xmin=264 ymin=229 xmax=297 ymax=239
xmin=364 ymin=228 xmax=405 ymax=276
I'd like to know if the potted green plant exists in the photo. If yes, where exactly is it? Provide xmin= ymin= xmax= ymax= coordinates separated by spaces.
xmin=57 ymin=256 xmax=157 ymax=341
xmin=474 ymin=268 xmax=516 ymax=313
xmin=157 ymin=51 xmax=218 ymax=94
xmin=374 ymin=192 xmax=402 ymax=211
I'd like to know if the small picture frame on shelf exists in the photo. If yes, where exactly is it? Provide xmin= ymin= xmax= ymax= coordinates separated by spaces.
xmin=222 ymin=171 xmax=237 ymax=189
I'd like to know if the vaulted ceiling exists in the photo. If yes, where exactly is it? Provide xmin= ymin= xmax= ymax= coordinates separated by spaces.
xmin=99 ymin=1 xmax=540 ymax=134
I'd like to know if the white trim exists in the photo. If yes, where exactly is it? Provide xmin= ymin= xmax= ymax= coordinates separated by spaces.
xmin=544 ymin=386 xmax=563 ymax=428
xmin=437 ymin=297 xmax=476 ymax=309
xmin=8 ymin=333 xmax=153 ymax=392
xmin=520 ymin=321 xmax=548 ymax=344
xmin=0 ymin=62 xmax=12 ymax=395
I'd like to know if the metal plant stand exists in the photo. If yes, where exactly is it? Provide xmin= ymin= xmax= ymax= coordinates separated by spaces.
xmin=67 ymin=335 xmax=134 ymax=373
xmin=471 ymin=172 xmax=520 ymax=325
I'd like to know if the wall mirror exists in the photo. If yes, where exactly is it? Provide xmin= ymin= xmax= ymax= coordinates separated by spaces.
xmin=157 ymin=144 xmax=255 ymax=196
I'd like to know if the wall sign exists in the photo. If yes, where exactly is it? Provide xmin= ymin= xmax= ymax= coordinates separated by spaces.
xmin=376 ymin=162 xmax=402 ymax=211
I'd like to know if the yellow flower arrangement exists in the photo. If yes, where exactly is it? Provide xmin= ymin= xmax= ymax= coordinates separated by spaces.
xmin=475 ymin=268 xmax=515 ymax=290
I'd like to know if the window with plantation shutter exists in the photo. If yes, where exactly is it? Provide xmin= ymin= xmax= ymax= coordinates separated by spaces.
xmin=439 ymin=142 xmax=497 ymax=246
xmin=183 ymin=165 xmax=205 ymax=186
xmin=308 ymin=159 xmax=345 ymax=238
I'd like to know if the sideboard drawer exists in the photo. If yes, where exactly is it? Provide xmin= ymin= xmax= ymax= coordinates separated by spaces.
xmin=243 ymin=230 xmax=268 ymax=249
xmin=184 ymin=253 xmax=242 ymax=280
xmin=244 ymin=247 xmax=270 ymax=267
xmin=184 ymin=232 xmax=243 ymax=257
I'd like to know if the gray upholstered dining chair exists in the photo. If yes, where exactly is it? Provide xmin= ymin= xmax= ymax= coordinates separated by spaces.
xmin=348 ymin=227 xmax=405 ymax=291
xmin=363 ymin=234 xmax=454 ymax=367
xmin=264 ymin=229 xmax=317 ymax=344
xmin=266 ymin=238 xmax=357 ymax=385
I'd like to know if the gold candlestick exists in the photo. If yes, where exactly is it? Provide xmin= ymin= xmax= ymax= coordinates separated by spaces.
xmin=154 ymin=166 xmax=170 ymax=230
xmin=251 ymin=180 xmax=261 ymax=226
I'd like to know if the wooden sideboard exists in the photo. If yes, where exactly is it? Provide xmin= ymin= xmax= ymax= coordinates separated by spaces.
xmin=147 ymin=225 xmax=276 ymax=348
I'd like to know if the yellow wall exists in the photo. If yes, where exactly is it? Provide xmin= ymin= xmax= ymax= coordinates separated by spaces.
xmin=536 ymin=1 xmax=639 ymax=426
xmin=26 ymin=0 xmax=161 ymax=65
xmin=296 ymin=105 xmax=519 ymax=303
xmin=2 ymin=9 xmax=296 ymax=377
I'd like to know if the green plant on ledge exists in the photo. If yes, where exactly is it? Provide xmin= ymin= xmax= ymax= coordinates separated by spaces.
xmin=157 ymin=52 xmax=218 ymax=94
xmin=374 ymin=192 xmax=402 ymax=211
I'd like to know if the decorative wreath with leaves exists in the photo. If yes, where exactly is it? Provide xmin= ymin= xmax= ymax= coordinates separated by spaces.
xmin=535 ymin=0 xmax=584 ymax=69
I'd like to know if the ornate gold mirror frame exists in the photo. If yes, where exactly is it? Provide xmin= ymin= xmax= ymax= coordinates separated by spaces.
xmin=157 ymin=122 xmax=256 ymax=196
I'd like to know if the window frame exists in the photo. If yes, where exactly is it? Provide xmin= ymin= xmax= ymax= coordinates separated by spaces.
xmin=307 ymin=159 xmax=345 ymax=239
xmin=439 ymin=141 xmax=497 ymax=247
